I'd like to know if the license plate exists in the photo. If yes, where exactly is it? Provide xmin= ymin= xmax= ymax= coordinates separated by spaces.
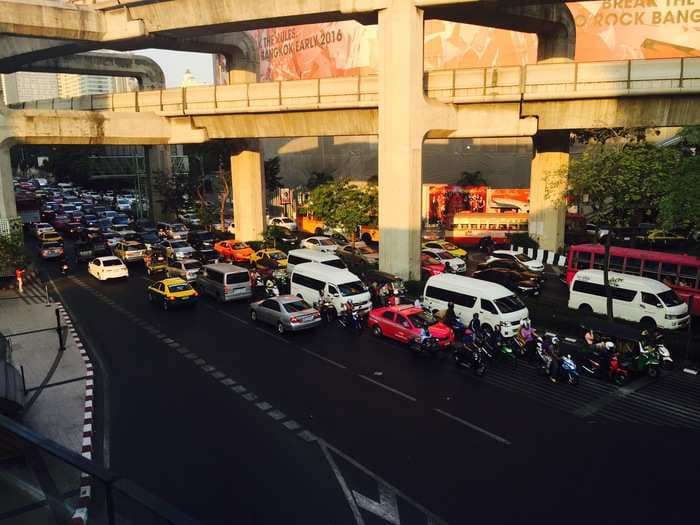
xmin=300 ymin=315 xmax=313 ymax=322
xmin=232 ymin=288 xmax=245 ymax=295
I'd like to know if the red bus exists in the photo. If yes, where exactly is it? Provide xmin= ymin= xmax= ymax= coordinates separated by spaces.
xmin=566 ymin=244 xmax=700 ymax=316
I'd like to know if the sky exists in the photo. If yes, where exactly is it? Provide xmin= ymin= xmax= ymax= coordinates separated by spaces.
xmin=136 ymin=49 xmax=215 ymax=88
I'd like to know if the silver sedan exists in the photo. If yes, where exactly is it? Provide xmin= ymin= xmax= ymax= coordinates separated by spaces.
xmin=249 ymin=295 xmax=322 ymax=333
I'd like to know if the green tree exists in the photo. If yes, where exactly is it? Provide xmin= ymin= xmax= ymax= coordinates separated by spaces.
xmin=0 ymin=219 xmax=27 ymax=275
xmin=264 ymin=156 xmax=283 ymax=193
xmin=548 ymin=138 xmax=682 ymax=320
xmin=659 ymin=126 xmax=700 ymax=231
xmin=456 ymin=170 xmax=487 ymax=186
xmin=308 ymin=181 xmax=377 ymax=243
xmin=306 ymin=170 xmax=334 ymax=190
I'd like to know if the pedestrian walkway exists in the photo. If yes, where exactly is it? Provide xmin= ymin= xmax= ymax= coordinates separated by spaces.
xmin=0 ymin=284 xmax=89 ymax=522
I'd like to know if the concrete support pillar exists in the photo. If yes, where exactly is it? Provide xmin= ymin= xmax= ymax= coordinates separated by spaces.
xmin=377 ymin=3 xmax=428 ymax=281
xmin=145 ymin=145 xmax=172 ymax=222
xmin=528 ymin=131 xmax=569 ymax=252
xmin=0 ymin=142 xmax=17 ymax=219
xmin=226 ymin=44 xmax=258 ymax=84
xmin=231 ymin=147 xmax=265 ymax=242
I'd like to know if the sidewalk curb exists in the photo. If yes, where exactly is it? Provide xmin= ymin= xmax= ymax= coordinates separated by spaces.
xmin=55 ymin=302 xmax=94 ymax=525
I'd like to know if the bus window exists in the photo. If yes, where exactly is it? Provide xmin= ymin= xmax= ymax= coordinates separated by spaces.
xmin=576 ymin=251 xmax=591 ymax=270
xmin=625 ymin=258 xmax=641 ymax=275
xmin=661 ymin=262 xmax=678 ymax=286
xmin=642 ymin=260 xmax=659 ymax=280
xmin=610 ymin=255 xmax=624 ymax=272
xmin=593 ymin=253 xmax=605 ymax=270
xmin=679 ymin=265 xmax=698 ymax=289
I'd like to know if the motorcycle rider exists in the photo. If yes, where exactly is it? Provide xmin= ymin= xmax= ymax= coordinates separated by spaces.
xmin=468 ymin=313 xmax=481 ymax=334
xmin=595 ymin=341 xmax=616 ymax=376
xmin=548 ymin=336 xmax=562 ymax=383
xmin=264 ymin=278 xmax=279 ymax=297
xmin=60 ymin=258 xmax=70 ymax=276
xmin=519 ymin=320 xmax=536 ymax=359
xmin=443 ymin=302 xmax=457 ymax=326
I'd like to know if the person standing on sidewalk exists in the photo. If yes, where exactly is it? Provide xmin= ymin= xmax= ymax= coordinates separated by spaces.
xmin=15 ymin=266 xmax=25 ymax=293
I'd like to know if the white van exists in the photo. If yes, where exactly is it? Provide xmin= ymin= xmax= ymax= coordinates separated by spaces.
xmin=290 ymin=263 xmax=371 ymax=315
xmin=422 ymin=273 xmax=529 ymax=337
xmin=568 ymin=269 xmax=689 ymax=330
xmin=287 ymin=248 xmax=346 ymax=273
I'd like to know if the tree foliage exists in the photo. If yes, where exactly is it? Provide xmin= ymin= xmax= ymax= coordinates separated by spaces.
xmin=308 ymin=181 xmax=377 ymax=242
xmin=264 ymin=156 xmax=283 ymax=193
xmin=0 ymin=219 xmax=27 ymax=274
xmin=306 ymin=170 xmax=334 ymax=190
xmin=456 ymin=170 xmax=487 ymax=187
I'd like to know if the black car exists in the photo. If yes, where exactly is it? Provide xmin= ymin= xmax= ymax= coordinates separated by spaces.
xmin=266 ymin=226 xmax=299 ymax=250
xmin=137 ymin=231 xmax=161 ymax=248
xmin=192 ymin=248 xmax=220 ymax=265
xmin=476 ymin=258 xmax=544 ymax=282
xmin=472 ymin=268 xmax=541 ymax=296
xmin=134 ymin=220 xmax=157 ymax=233
xmin=187 ymin=230 xmax=216 ymax=250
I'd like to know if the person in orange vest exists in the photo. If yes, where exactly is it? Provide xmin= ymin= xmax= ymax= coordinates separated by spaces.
xmin=15 ymin=266 xmax=25 ymax=293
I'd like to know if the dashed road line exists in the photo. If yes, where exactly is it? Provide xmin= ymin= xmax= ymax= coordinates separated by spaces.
xmin=358 ymin=374 xmax=417 ymax=402
xmin=434 ymin=408 xmax=512 ymax=446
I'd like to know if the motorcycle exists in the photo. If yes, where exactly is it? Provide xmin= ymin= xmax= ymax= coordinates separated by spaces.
xmin=338 ymin=310 xmax=364 ymax=333
xmin=452 ymin=341 xmax=489 ymax=376
xmin=652 ymin=334 xmax=673 ymax=370
xmin=557 ymin=355 xmax=580 ymax=385
xmin=477 ymin=330 xmax=517 ymax=369
xmin=619 ymin=345 xmax=661 ymax=379
xmin=579 ymin=351 xmax=629 ymax=385
xmin=60 ymin=261 xmax=70 ymax=276
xmin=264 ymin=282 xmax=280 ymax=298
xmin=410 ymin=335 xmax=442 ymax=357
xmin=316 ymin=298 xmax=336 ymax=323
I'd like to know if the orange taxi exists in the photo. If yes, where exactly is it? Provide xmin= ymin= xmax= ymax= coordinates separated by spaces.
xmin=213 ymin=240 xmax=254 ymax=263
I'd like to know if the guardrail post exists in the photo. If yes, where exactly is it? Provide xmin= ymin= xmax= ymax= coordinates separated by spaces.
xmin=680 ymin=58 xmax=685 ymax=88
xmin=482 ymin=67 xmax=487 ymax=96
xmin=627 ymin=60 xmax=632 ymax=90
xmin=278 ymin=81 xmax=282 ymax=106
xmin=55 ymin=308 xmax=65 ymax=353
xmin=317 ymin=77 xmax=321 ymax=104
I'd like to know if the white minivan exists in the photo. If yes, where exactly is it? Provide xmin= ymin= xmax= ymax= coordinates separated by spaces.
xmin=290 ymin=263 xmax=372 ymax=315
xmin=568 ymin=269 xmax=689 ymax=330
xmin=422 ymin=273 xmax=529 ymax=337
xmin=287 ymin=248 xmax=346 ymax=273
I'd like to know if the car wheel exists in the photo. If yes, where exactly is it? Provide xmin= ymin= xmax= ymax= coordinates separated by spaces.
xmin=162 ymin=299 xmax=169 ymax=311
xmin=372 ymin=325 xmax=382 ymax=337
xmin=250 ymin=310 xmax=257 ymax=322
xmin=578 ymin=304 xmax=593 ymax=316
xmin=277 ymin=321 xmax=285 ymax=334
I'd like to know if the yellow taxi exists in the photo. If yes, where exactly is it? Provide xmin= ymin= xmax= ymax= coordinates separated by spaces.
xmin=146 ymin=277 xmax=198 ymax=310
xmin=422 ymin=240 xmax=468 ymax=259
xmin=38 ymin=231 xmax=64 ymax=244
xmin=249 ymin=248 xmax=288 ymax=270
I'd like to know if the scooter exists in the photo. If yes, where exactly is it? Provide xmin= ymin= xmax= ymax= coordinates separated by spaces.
xmin=452 ymin=341 xmax=489 ymax=376
xmin=477 ymin=330 xmax=517 ymax=369
xmin=653 ymin=334 xmax=673 ymax=370
xmin=558 ymin=355 xmax=580 ymax=385
xmin=60 ymin=261 xmax=70 ymax=276
xmin=579 ymin=351 xmax=629 ymax=385
xmin=338 ymin=310 xmax=363 ymax=333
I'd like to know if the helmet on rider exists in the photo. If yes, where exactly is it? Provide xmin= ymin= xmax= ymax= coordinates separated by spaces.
xmin=605 ymin=341 xmax=615 ymax=350
xmin=551 ymin=336 xmax=559 ymax=345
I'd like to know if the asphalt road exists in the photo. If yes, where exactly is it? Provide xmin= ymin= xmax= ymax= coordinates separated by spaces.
xmin=31 ymin=249 xmax=700 ymax=525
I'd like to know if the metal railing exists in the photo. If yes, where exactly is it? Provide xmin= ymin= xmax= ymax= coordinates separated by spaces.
xmin=0 ymin=413 xmax=200 ymax=524
xmin=10 ymin=58 xmax=700 ymax=115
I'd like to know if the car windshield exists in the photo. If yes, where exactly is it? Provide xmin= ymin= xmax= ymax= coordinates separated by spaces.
xmin=494 ymin=295 xmax=526 ymax=313
xmin=171 ymin=224 xmax=187 ymax=231
xmin=438 ymin=251 xmax=455 ymax=259
xmin=283 ymin=300 xmax=311 ymax=313
xmin=232 ymin=243 xmax=248 ymax=250
xmin=658 ymin=290 xmax=684 ymax=307
xmin=281 ymin=218 xmax=294 ymax=223
xmin=103 ymin=259 xmax=122 ymax=267
xmin=339 ymin=281 xmax=367 ymax=296
xmin=184 ymin=261 xmax=201 ymax=270
xmin=171 ymin=241 xmax=188 ymax=249
xmin=323 ymin=259 xmax=346 ymax=269
xmin=168 ymin=283 xmax=191 ymax=293
xmin=514 ymin=253 xmax=532 ymax=262
xmin=319 ymin=238 xmax=336 ymax=246
xmin=408 ymin=311 xmax=436 ymax=328
xmin=270 ymin=252 xmax=287 ymax=261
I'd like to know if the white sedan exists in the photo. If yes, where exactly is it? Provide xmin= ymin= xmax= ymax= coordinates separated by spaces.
xmin=421 ymin=248 xmax=467 ymax=273
xmin=87 ymin=256 xmax=129 ymax=281
xmin=268 ymin=216 xmax=298 ymax=232
xmin=488 ymin=250 xmax=545 ymax=272
xmin=300 ymin=236 xmax=339 ymax=254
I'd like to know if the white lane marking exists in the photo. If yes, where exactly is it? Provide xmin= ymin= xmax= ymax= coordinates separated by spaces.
xmin=256 ymin=401 xmax=272 ymax=411
xmin=298 ymin=346 xmax=347 ymax=369
xmin=319 ymin=440 xmax=366 ymax=525
xmin=267 ymin=409 xmax=286 ymax=421
xmin=353 ymin=484 xmax=400 ymax=525
xmin=433 ymin=408 xmax=511 ymax=446
xmin=221 ymin=378 xmax=236 ymax=386
xmin=232 ymin=385 xmax=247 ymax=393
xmin=358 ymin=375 xmax=416 ymax=402
xmin=200 ymin=302 xmax=249 ymax=325
xmin=283 ymin=420 xmax=301 ymax=430
xmin=297 ymin=430 xmax=317 ymax=442
xmin=242 ymin=392 xmax=258 ymax=401
xmin=321 ymin=440 xmax=449 ymax=525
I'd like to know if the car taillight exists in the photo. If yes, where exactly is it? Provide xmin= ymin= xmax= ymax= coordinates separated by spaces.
xmin=192 ymin=290 xmax=198 ymax=297
xmin=290 ymin=317 xmax=301 ymax=323
xmin=168 ymin=296 xmax=176 ymax=301
xmin=224 ymin=286 xmax=229 ymax=294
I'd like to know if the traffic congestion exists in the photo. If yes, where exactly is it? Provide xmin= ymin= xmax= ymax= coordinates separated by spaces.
xmin=19 ymin=179 xmax=696 ymax=393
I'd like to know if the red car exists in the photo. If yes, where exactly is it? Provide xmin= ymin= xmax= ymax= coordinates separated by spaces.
xmin=367 ymin=305 xmax=454 ymax=347
xmin=213 ymin=240 xmax=254 ymax=263
xmin=421 ymin=253 xmax=446 ymax=278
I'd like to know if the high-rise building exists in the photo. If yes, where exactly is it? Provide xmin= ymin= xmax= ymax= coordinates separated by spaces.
xmin=1 ymin=72 xmax=59 ymax=105
xmin=57 ymin=74 xmax=137 ymax=98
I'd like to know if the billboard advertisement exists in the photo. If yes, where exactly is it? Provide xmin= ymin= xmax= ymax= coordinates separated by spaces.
xmin=214 ymin=1 xmax=700 ymax=83
xmin=424 ymin=185 xmax=530 ymax=227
